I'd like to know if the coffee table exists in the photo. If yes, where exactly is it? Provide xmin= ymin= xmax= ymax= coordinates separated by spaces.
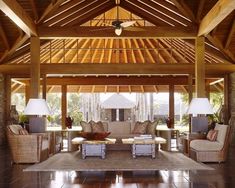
xmin=71 ymin=137 xmax=116 ymax=159
xmin=122 ymin=137 xmax=166 ymax=158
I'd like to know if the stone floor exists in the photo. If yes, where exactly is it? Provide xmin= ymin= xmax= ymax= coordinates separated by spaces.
xmin=0 ymin=145 xmax=235 ymax=188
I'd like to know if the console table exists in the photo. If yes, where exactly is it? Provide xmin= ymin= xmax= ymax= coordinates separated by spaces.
xmin=122 ymin=137 xmax=166 ymax=158
xmin=72 ymin=137 xmax=116 ymax=159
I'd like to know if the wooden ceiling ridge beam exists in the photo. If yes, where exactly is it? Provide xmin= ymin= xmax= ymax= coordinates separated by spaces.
xmin=206 ymin=34 xmax=235 ymax=63
xmin=0 ymin=0 xmax=37 ymax=36
xmin=198 ymin=0 xmax=235 ymax=36
xmin=37 ymin=0 xmax=65 ymax=23
xmin=224 ymin=18 xmax=235 ymax=49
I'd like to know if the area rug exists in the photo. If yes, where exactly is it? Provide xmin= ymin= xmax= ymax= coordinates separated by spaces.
xmin=24 ymin=150 xmax=213 ymax=172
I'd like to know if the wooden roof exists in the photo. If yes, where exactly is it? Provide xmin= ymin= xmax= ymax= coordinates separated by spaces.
xmin=0 ymin=0 xmax=234 ymax=93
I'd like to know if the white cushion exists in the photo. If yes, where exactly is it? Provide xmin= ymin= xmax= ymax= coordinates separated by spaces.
xmin=8 ymin=124 xmax=23 ymax=134
xmin=190 ymin=140 xmax=223 ymax=151
xmin=214 ymin=124 xmax=228 ymax=144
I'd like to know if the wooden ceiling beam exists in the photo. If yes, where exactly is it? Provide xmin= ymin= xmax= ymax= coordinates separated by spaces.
xmin=126 ymin=0 xmax=184 ymax=27
xmin=224 ymin=18 xmax=235 ymax=49
xmin=29 ymin=0 xmax=38 ymax=21
xmin=43 ymin=0 xmax=97 ymax=26
xmin=53 ymin=0 xmax=114 ymax=27
xmin=0 ymin=34 xmax=28 ymax=64
xmin=0 ymin=23 xmax=9 ymax=50
xmin=0 ymin=0 xmax=37 ymax=36
xmin=1 ymin=63 xmax=234 ymax=76
xmin=139 ymin=39 xmax=155 ymax=63
xmin=196 ymin=0 xmax=205 ymax=22
xmin=169 ymin=0 xmax=195 ymax=22
xmin=198 ymin=0 xmax=235 ymax=36
xmin=37 ymin=0 xmax=64 ymax=23
xmin=206 ymin=34 xmax=235 ymax=63
xmin=140 ymin=0 xmax=191 ymax=26
xmin=146 ymin=39 xmax=166 ymax=63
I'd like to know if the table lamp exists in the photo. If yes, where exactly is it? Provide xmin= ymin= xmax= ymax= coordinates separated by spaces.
xmin=187 ymin=98 xmax=214 ymax=133
xmin=24 ymin=98 xmax=51 ymax=133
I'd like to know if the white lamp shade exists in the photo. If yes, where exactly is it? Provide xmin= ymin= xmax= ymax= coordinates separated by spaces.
xmin=187 ymin=98 xmax=214 ymax=115
xmin=24 ymin=99 xmax=51 ymax=115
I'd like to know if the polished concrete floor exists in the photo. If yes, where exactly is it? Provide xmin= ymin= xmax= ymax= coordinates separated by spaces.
xmin=1 ymin=145 xmax=235 ymax=188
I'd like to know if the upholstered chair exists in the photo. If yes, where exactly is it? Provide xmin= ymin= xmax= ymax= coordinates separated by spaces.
xmin=190 ymin=124 xmax=231 ymax=163
xmin=7 ymin=124 xmax=50 ymax=163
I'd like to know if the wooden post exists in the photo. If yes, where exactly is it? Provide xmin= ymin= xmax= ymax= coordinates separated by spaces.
xmin=42 ymin=74 xmax=47 ymax=100
xmin=5 ymin=75 xmax=11 ymax=125
xmin=206 ymin=79 xmax=210 ymax=99
xmin=61 ymin=85 xmax=67 ymax=130
xmin=25 ymin=84 xmax=30 ymax=105
xmin=195 ymin=37 xmax=206 ymax=98
xmin=30 ymin=37 xmax=40 ymax=98
xmin=169 ymin=84 xmax=174 ymax=128
xmin=224 ymin=74 xmax=229 ymax=124
xmin=188 ymin=74 xmax=193 ymax=132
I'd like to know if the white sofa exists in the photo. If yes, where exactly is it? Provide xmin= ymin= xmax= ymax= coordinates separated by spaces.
xmin=190 ymin=124 xmax=231 ymax=162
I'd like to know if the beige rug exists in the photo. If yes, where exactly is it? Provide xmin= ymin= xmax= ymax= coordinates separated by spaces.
xmin=24 ymin=150 xmax=213 ymax=172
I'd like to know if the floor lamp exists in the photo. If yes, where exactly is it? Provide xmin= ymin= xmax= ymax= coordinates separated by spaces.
xmin=24 ymin=98 xmax=51 ymax=133
xmin=187 ymin=98 xmax=214 ymax=133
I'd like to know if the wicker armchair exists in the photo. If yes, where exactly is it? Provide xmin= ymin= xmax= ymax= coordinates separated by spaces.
xmin=190 ymin=124 xmax=231 ymax=163
xmin=7 ymin=124 xmax=50 ymax=163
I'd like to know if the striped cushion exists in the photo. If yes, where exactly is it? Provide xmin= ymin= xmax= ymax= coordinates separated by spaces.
xmin=206 ymin=129 xmax=218 ymax=141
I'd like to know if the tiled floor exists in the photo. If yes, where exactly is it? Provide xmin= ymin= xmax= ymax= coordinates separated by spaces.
xmin=1 ymin=145 xmax=235 ymax=188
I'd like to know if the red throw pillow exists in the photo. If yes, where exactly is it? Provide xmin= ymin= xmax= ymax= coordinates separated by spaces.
xmin=79 ymin=132 xmax=110 ymax=140
xmin=207 ymin=129 xmax=218 ymax=141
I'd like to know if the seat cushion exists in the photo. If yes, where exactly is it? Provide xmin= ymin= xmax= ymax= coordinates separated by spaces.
xmin=190 ymin=140 xmax=223 ymax=151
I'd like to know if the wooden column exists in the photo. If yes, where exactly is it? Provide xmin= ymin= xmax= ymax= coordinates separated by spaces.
xmin=195 ymin=37 xmax=206 ymax=98
xmin=224 ymin=75 xmax=229 ymax=124
xmin=188 ymin=74 xmax=193 ymax=132
xmin=42 ymin=74 xmax=47 ymax=100
xmin=5 ymin=75 xmax=11 ymax=125
xmin=169 ymin=84 xmax=174 ymax=128
xmin=61 ymin=85 xmax=67 ymax=129
xmin=25 ymin=84 xmax=30 ymax=105
xmin=206 ymin=80 xmax=210 ymax=99
xmin=30 ymin=37 xmax=40 ymax=98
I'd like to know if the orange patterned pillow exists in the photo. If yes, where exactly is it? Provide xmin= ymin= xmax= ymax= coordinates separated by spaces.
xmin=207 ymin=129 xmax=218 ymax=141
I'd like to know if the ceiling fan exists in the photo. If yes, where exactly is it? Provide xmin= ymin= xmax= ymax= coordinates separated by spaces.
xmin=111 ymin=5 xmax=136 ymax=36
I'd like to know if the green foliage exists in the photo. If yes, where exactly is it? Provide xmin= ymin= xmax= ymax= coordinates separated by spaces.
xmin=19 ymin=113 xmax=29 ymax=123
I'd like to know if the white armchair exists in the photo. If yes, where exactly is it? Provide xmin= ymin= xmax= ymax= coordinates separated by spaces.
xmin=190 ymin=124 xmax=231 ymax=163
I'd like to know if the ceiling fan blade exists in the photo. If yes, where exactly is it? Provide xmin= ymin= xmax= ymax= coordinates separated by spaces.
xmin=115 ymin=28 xmax=122 ymax=36
xmin=120 ymin=21 xmax=136 ymax=28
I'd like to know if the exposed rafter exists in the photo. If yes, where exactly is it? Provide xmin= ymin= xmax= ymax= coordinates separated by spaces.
xmin=198 ymin=0 xmax=235 ymax=36
xmin=0 ymin=0 xmax=37 ymax=36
